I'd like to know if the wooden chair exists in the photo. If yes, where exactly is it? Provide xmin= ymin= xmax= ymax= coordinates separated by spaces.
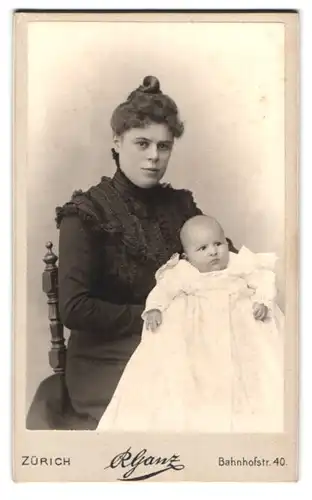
xmin=26 ymin=242 xmax=97 ymax=430
xmin=42 ymin=241 xmax=67 ymax=406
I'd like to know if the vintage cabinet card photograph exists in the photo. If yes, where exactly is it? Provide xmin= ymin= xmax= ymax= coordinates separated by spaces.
xmin=13 ymin=11 xmax=299 ymax=482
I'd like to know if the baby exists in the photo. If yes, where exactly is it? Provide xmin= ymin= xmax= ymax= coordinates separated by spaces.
xmin=97 ymin=214 xmax=283 ymax=433
xmin=145 ymin=215 xmax=268 ymax=332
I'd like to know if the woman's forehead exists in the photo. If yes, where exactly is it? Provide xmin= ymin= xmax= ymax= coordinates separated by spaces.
xmin=125 ymin=123 xmax=173 ymax=142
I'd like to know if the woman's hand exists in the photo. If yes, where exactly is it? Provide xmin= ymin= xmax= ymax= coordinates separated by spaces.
xmin=145 ymin=309 xmax=163 ymax=332
xmin=252 ymin=302 xmax=269 ymax=321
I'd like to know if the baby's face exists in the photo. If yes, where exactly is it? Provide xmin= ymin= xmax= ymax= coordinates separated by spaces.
xmin=183 ymin=222 xmax=229 ymax=273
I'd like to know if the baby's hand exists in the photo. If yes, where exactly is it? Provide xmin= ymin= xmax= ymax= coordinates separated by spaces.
xmin=145 ymin=309 xmax=162 ymax=332
xmin=252 ymin=302 xmax=269 ymax=321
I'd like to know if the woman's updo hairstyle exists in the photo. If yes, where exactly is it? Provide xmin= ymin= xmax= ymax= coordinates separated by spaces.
xmin=110 ymin=76 xmax=184 ymax=139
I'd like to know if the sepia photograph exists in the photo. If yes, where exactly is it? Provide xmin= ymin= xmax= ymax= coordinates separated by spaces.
xmin=13 ymin=11 xmax=298 ymax=482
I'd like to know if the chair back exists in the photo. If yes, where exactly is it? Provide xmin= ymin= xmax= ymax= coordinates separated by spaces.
xmin=42 ymin=242 xmax=67 ymax=376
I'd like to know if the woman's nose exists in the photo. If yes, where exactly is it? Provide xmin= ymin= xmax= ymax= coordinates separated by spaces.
xmin=147 ymin=144 xmax=159 ymax=161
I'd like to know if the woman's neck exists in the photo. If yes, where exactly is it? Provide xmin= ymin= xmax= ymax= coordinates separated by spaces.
xmin=112 ymin=166 xmax=160 ymax=201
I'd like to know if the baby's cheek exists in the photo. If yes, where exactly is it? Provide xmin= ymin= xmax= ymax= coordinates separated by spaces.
xmin=220 ymin=247 xmax=229 ymax=262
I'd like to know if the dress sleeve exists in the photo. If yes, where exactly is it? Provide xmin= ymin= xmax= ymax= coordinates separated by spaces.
xmin=141 ymin=255 xmax=184 ymax=319
xmin=58 ymin=215 xmax=144 ymax=337
xmin=240 ymin=247 xmax=278 ymax=309
xmin=246 ymin=269 xmax=277 ymax=309
xmin=183 ymin=190 xmax=202 ymax=217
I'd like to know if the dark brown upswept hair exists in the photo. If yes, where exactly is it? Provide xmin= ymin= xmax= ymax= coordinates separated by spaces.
xmin=110 ymin=75 xmax=184 ymax=138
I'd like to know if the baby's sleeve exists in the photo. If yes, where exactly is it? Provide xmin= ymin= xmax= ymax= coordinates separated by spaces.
xmin=141 ymin=254 xmax=184 ymax=320
xmin=244 ymin=249 xmax=278 ymax=309
xmin=246 ymin=269 xmax=277 ymax=308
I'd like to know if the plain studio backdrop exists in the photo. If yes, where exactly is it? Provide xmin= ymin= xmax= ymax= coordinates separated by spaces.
xmin=26 ymin=21 xmax=285 ymax=413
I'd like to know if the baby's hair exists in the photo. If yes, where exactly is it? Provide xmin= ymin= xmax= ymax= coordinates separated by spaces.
xmin=180 ymin=215 xmax=225 ymax=250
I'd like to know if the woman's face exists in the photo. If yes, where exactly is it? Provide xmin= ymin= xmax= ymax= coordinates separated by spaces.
xmin=113 ymin=122 xmax=174 ymax=188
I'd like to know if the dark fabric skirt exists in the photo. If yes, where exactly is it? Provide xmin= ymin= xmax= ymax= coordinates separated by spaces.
xmin=26 ymin=331 xmax=141 ymax=430
xmin=65 ymin=329 xmax=141 ymax=422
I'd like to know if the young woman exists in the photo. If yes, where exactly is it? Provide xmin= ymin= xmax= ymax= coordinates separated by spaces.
xmin=28 ymin=76 xmax=236 ymax=429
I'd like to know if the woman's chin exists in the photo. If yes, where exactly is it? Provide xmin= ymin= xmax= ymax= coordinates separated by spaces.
xmin=136 ymin=178 xmax=161 ymax=189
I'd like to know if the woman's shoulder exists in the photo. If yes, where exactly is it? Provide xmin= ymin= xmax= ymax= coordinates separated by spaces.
xmin=55 ymin=177 xmax=201 ymax=232
xmin=160 ymin=182 xmax=194 ymax=198
xmin=55 ymin=176 xmax=115 ymax=231
xmin=159 ymin=183 xmax=202 ymax=215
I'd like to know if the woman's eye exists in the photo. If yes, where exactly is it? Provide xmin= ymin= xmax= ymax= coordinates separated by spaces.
xmin=137 ymin=141 xmax=148 ymax=149
xmin=158 ymin=143 xmax=169 ymax=151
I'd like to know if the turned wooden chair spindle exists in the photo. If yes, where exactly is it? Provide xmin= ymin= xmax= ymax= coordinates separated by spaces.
xmin=42 ymin=241 xmax=67 ymax=410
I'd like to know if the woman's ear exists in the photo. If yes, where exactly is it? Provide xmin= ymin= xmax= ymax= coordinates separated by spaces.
xmin=181 ymin=252 xmax=188 ymax=261
xmin=113 ymin=135 xmax=122 ymax=152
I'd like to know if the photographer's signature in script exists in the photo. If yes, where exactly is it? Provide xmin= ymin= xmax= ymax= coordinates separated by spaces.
xmin=104 ymin=447 xmax=185 ymax=481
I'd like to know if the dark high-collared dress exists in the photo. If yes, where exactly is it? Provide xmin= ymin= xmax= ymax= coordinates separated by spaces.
xmin=55 ymin=167 xmax=203 ymax=425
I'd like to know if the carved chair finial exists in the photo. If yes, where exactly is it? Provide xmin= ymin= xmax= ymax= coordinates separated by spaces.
xmin=43 ymin=241 xmax=58 ymax=267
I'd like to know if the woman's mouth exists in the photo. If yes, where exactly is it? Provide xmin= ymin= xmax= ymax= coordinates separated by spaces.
xmin=142 ymin=167 xmax=160 ymax=175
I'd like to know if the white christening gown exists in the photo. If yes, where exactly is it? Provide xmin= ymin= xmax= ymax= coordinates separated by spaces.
xmin=97 ymin=247 xmax=284 ymax=433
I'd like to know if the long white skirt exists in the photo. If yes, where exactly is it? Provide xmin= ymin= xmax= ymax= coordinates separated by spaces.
xmin=97 ymin=292 xmax=284 ymax=433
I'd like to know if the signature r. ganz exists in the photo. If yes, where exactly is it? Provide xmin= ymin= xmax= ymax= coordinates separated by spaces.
xmin=105 ymin=447 xmax=185 ymax=481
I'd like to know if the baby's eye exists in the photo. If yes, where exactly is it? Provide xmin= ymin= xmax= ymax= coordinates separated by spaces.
xmin=199 ymin=245 xmax=207 ymax=251
xmin=215 ymin=242 xmax=222 ymax=247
